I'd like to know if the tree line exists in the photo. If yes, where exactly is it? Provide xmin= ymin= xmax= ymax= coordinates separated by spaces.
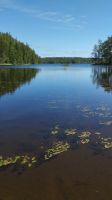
xmin=3 ymin=32 xmax=112 ymax=66
xmin=41 ymin=57 xmax=91 ymax=64
xmin=92 ymin=36 xmax=112 ymax=65
xmin=0 ymin=32 xmax=40 ymax=65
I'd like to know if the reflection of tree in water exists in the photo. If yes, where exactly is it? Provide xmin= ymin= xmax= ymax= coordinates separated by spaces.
xmin=0 ymin=68 xmax=39 ymax=96
xmin=92 ymin=66 xmax=112 ymax=92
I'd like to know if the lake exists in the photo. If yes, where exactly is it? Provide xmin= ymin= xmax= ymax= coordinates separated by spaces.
xmin=0 ymin=64 xmax=112 ymax=200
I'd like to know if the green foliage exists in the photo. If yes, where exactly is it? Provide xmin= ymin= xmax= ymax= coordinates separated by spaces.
xmin=92 ymin=37 xmax=112 ymax=64
xmin=41 ymin=57 xmax=91 ymax=64
xmin=0 ymin=32 xmax=40 ymax=65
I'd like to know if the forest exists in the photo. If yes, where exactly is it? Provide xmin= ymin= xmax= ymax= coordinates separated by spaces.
xmin=0 ymin=32 xmax=92 ymax=65
xmin=41 ymin=57 xmax=91 ymax=64
xmin=92 ymin=36 xmax=112 ymax=65
xmin=0 ymin=32 xmax=40 ymax=65
xmin=1 ymin=32 xmax=112 ymax=66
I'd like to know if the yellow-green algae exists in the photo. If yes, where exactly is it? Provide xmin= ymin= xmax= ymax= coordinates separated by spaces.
xmin=65 ymin=128 xmax=77 ymax=136
xmin=100 ymin=137 xmax=112 ymax=149
xmin=1 ymin=126 xmax=112 ymax=170
xmin=0 ymin=155 xmax=37 ymax=168
xmin=79 ymin=131 xmax=91 ymax=144
xmin=45 ymin=141 xmax=70 ymax=160
xmin=0 ymin=156 xmax=18 ymax=167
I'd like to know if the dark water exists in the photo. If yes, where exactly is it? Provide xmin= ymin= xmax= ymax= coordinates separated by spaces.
xmin=0 ymin=64 xmax=112 ymax=200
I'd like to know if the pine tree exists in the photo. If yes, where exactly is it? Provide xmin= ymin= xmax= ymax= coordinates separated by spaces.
xmin=0 ymin=32 xmax=40 ymax=65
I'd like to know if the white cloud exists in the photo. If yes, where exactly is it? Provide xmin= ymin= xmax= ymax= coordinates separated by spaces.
xmin=0 ymin=0 xmax=87 ymax=30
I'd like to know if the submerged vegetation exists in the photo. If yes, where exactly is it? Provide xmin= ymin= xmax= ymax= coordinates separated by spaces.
xmin=0 ymin=32 xmax=40 ymax=65
xmin=45 ymin=141 xmax=70 ymax=160
xmin=100 ymin=138 xmax=112 ymax=149
xmin=0 ymin=123 xmax=112 ymax=171
xmin=65 ymin=129 xmax=77 ymax=136
xmin=79 ymin=132 xmax=91 ymax=144
xmin=0 ymin=155 xmax=37 ymax=168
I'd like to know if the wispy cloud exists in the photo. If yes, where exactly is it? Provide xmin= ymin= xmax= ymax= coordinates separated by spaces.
xmin=0 ymin=0 xmax=87 ymax=30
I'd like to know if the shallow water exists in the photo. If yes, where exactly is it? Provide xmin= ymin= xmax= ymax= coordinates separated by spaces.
xmin=0 ymin=64 xmax=112 ymax=199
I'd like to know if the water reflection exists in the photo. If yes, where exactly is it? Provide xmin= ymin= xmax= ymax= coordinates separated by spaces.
xmin=0 ymin=68 xmax=39 ymax=96
xmin=92 ymin=65 xmax=112 ymax=92
xmin=0 ymin=64 xmax=112 ymax=173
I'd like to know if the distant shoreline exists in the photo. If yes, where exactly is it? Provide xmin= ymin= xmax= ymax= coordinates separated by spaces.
xmin=0 ymin=63 xmax=92 ymax=67
xmin=93 ymin=63 xmax=112 ymax=66
xmin=0 ymin=64 xmax=13 ymax=66
xmin=0 ymin=63 xmax=38 ymax=66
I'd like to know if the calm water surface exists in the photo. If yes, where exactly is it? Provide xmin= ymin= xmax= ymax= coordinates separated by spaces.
xmin=0 ymin=64 xmax=112 ymax=200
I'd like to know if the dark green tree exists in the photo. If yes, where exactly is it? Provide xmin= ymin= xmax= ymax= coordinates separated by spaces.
xmin=0 ymin=32 xmax=40 ymax=65
xmin=92 ymin=37 xmax=112 ymax=65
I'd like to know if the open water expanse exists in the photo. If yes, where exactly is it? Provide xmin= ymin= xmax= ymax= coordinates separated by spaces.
xmin=0 ymin=64 xmax=112 ymax=200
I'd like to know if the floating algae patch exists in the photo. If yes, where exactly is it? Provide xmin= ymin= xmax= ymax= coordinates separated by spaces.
xmin=45 ymin=141 xmax=70 ymax=160
xmin=79 ymin=131 xmax=91 ymax=144
xmin=100 ymin=137 xmax=112 ymax=149
xmin=20 ymin=155 xmax=37 ymax=167
xmin=65 ymin=128 xmax=77 ymax=136
xmin=0 ymin=156 xmax=19 ymax=167
xmin=0 ymin=155 xmax=37 ymax=168
xmin=51 ymin=125 xmax=60 ymax=135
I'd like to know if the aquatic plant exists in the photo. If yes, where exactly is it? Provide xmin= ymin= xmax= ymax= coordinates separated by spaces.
xmin=79 ymin=131 xmax=91 ymax=144
xmin=20 ymin=156 xmax=37 ymax=167
xmin=0 ymin=156 xmax=17 ymax=167
xmin=45 ymin=141 xmax=70 ymax=160
xmin=65 ymin=128 xmax=77 ymax=136
xmin=0 ymin=155 xmax=37 ymax=168
xmin=0 ymin=127 xmax=112 ymax=172
xmin=100 ymin=137 xmax=112 ymax=149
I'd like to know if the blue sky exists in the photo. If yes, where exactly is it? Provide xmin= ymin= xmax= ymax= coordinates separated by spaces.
xmin=0 ymin=0 xmax=112 ymax=57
